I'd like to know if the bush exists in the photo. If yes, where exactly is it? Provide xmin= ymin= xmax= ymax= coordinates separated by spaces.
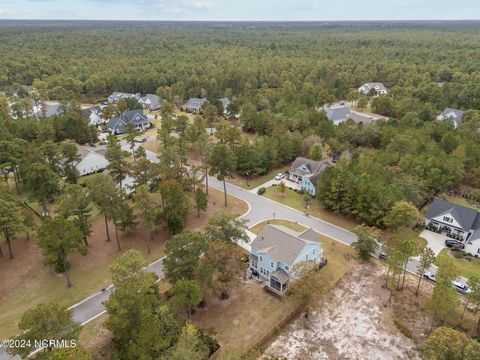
xmin=257 ymin=187 xmax=266 ymax=195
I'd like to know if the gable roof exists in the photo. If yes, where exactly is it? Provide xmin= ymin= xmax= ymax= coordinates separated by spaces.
xmin=186 ymin=97 xmax=208 ymax=110
xmin=427 ymin=198 xmax=478 ymax=232
xmin=439 ymin=108 xmax=465 ymax=125
xmin=251 ymin=224 xmax=320 ymax=266
xmin=140 ymin=94 xmax=162 ymax=107
xmin=218 ymin=97 xmax=230 ymax=109
xmin=82 ymin=106 xmax=102 ymax=117
xmin=361 ymin=82 xmax=387 ymax=92
xmin=326 ymin=106 xmax=351 ymax=123
xmin=107 ymin=109 xmax=149 ymax=133
xmin=290 ymin=157 xmax=329 ymax=181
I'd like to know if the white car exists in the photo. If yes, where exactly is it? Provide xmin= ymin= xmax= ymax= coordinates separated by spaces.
xmin=452 ymin=280 xmax=472 ymax=294
xmin=423 ymin=271 xmax=436 ymax=282
xmin=274 ymin=173 xmax=285 ymax=181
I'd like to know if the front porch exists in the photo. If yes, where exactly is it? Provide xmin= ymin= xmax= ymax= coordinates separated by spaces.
xmin=425 ymin=220 xmax=467 ymax=241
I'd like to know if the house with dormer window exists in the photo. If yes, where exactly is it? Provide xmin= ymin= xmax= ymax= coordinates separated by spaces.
xmin=249 ymin=224 xmax=323 ymax=295
xmin=107 ymin=109 xmax=150 ymax=135
xmin=426 ymin=197 xmax=480 ymax=256
xmin=288 ymin=157 xmax=329 ymax=196
xmin=436 ymin=108 xmax=465 ymax=128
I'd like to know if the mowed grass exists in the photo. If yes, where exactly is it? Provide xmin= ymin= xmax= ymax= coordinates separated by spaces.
xmin=229 ymin=166 xmax=289 ymax=190
xmin=437 ymin=248 xmax=480 ymax=279
xmin=190 ymin=220 xmax=355 ymax=352
xmin=263 ymin=187 xmax=357 ymax=231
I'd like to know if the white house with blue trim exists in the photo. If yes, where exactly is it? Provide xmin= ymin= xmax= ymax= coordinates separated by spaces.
xmin=288 ymin=157 xmax=329 ymax=196
xmin=249 ymin=224 xmax=323 ymax=295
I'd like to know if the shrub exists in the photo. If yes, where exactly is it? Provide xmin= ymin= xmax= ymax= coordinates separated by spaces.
xmin=257 ymin=187 xmax=266 ymax=195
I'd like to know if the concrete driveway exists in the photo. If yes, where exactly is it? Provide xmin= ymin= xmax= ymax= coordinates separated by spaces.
xmin=420 ymin=230 xmax=449 ymax=256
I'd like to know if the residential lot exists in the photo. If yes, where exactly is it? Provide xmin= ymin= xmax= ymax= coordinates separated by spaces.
xmin=263 ymin=262 xmax=421 ymax=360
xmin=262 ymin=186 xmax=357 ymax=231
xmin=189 ymin=220 xmax=356 ymax=353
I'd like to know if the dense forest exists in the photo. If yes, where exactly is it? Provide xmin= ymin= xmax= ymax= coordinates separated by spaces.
xmin=1 ymin=21 xmax=479 ymax=226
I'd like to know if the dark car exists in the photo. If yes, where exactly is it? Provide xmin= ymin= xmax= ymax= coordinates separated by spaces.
xmin=136 ymin=137 xmax=148 ymax=143
xmin=445 ymin=239 xmax=462 ymax=248
xmin=379 ymin=251 xmax=388 ymax=260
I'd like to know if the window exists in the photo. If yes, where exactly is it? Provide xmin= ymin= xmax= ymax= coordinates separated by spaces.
xmin=443 ymin=216 xmax=453 ymax=224
xmin=313 ymin=249 xmax=315 ymax=254
xmin=284 ymin=265 xmax=289 ymax=271
xmin=270 ymin=262 xmax=274 ymax=268
xmin=306 ymin=254 xmax=309 ymax=260
xmin=259 ymin=256 xmax=263 ymax=261
xmin=251 ymin=260 xmax=257 ymax=269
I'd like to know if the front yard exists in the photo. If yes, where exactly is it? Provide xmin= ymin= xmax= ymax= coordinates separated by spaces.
xmin=228 ymin=165 xmax=290 ymax=190
xmin=437 ymin=248 xmax=480 ymax=279
xmin=262 ymin=186 xmax=357 ymax=231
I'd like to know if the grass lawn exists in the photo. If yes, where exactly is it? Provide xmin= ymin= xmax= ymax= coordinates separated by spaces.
xmin=228 ymin=165 xmax=290 ymax=190
xmin=263 ymin=187 xmax=357 ymax=231
xmin=437 ymin=248 xmax=480 ymax=279
xmin=0 ymin=188 xmax=248 ymax=339
xmin=190 ymin=220 xmax=356 ymax=352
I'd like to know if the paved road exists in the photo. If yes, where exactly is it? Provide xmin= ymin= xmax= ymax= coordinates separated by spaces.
xmin=0 ymin=143 xmax=449 ymax=360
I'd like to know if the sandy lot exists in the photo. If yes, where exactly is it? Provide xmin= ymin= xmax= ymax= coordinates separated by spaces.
xmin=263 ymin=262 xmax=420 ymax=360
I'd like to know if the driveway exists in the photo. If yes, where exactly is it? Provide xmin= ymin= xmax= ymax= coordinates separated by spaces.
xmin=419 ymin=230 xmax=449 ymax=256
xmin=249 ymin=177 xmax=300 ymax=194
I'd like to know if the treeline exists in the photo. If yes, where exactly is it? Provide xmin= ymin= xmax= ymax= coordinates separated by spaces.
xmin=1 ymin=22 xmax=480 ymax=113
xmin=317 ymin=112 xmax=480 ymax=226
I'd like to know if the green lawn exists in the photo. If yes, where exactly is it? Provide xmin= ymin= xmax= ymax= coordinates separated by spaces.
xmin=437 ymin=248 xmax=480 ymax=279
xmin=229 ymin=166 xmax=290 ymax=190
xmin=262 ymin=187 xmax=357 ymax=231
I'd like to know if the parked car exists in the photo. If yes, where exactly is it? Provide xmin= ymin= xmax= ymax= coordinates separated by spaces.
xmin=445 ymin=239 xmax=462 ymax=248
xmin=452 ymin=280 xmax=472 ymax=294
xmin=379 ymin=251 xmax=388 ymax=260
xmin=423 ymin=271 xmax=436 ymax=282
xmin=274 ymin=173 xmax=285 ymax=181
xmin=137 ymin=137 xmax=148 ymax=143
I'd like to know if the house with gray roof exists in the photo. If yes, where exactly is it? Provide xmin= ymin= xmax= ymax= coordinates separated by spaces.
xmin=186 ymin=97 xmax=208 ymax=113
xmin=288 ymin=157 xmax=329 ymax=196
xmin=32 ymin=101 xmax=63 ymax=119
xmin=426 ymin=198 xmax=480 ymax=256
xmin=358 ymin=82 xmax=388 ymax=96
xmin=218 ymin=97 xmax=230 ymax=113
xmin=82 ymin=106 xmax=103 ymax=126
xmin=74 ymin=145 xmax=109 ymax=176
xmin=436 ymin=108 xmax=465 ymax=128
xmin=139 ymin=94 xmax=162 ymax=111
xmin=326 ymin=105 xmax=351 ymax=125
xmin=108 ymin=92 xmax=141 ymax=104
xmin=249 ymin=224 xmax=323 ymax=294
xmin=107 ymin=109 xmax=150 ymax=135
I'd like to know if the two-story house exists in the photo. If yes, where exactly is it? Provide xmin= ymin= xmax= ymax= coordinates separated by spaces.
xmin=107 ymin=109 xmax=150 ymax=135
xmin=436 ymin=108 xmax=465 ymax=128
xmin=358 ymin=82 xmax=388 ymax=96
xmin=425 ymin=197 xmax=480 ymax=256
xmin=288 ymin=157 xmax=329 ymax=196
xmin=249 ymin=224 xmax=323 ymax=295
xmin=186 ymin=97 xmax=208 ymax=113
xmin=139 ymin=94 xmax=163 ymax=111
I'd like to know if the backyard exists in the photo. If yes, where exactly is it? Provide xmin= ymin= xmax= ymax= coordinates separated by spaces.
xmin=189 ymin=220 xmax=356 ymax=353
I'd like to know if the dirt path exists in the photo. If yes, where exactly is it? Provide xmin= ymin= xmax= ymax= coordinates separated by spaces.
xmin=263 ymin=262 xmax=420 ymax=360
